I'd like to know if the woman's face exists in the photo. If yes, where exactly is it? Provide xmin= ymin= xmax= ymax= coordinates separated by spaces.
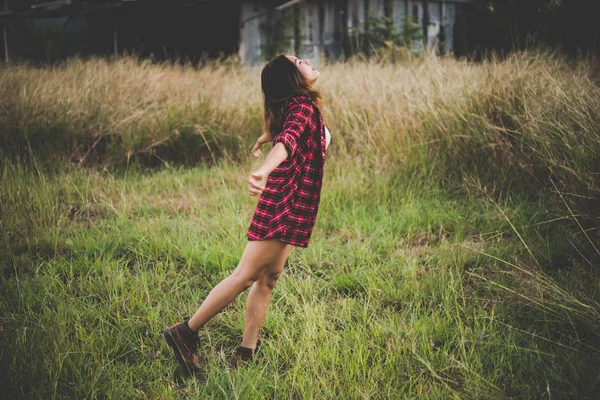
xmin=285 ymin=55 xmax=319 ymax=85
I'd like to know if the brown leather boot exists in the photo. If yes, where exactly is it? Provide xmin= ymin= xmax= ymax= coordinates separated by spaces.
xmin=163 ymin=320 xmax=201 ymax=371
xmin=228 ymin=339 xmax=261 ymax=370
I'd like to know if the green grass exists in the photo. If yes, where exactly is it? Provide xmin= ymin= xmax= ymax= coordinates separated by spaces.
xmin=1 ymin=52 xmax=599 ymax=398
xmin=2 ymin=157 xmax=598 ymax=398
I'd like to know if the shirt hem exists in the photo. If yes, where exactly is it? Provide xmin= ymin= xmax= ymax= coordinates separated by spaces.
xmin=247 ymin=234 xmax=309 ymax=248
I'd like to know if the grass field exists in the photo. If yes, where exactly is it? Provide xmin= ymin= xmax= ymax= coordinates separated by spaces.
xmin=1 ymin=51 xmax=599 ymax=399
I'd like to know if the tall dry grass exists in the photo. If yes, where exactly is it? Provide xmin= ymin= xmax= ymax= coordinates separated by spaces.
xmin=1 ymin=52 xmax=598 ymax=190
xmin=0 ymin=57 xmax=261 ymax=166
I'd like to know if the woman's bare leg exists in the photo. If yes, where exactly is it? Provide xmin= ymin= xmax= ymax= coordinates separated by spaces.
xmin=187 ymin=239 xmax=290 ymax=332
xmin=240 ymin=243 xmax=293 ymax=349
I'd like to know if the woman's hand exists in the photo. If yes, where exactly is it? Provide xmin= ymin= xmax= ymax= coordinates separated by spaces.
xmin=248 ymin=142 xmax=289 ymax=196
xmin=247 ymin=170 xmax=267 ymax=196
xmin=251 ymin=132 xmax=271 ymax=157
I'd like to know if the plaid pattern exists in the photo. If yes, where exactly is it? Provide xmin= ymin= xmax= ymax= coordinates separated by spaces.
xmin=247 ymin=95 xmax=327 ymax=248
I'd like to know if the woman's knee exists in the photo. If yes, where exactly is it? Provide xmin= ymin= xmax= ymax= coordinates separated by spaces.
xmin=231 ymin=240 xmax=290 ymax=289
xmin=231 ymin=268 xmax=264 ymax=289
xmin=259 ymin=269 xmax=283 ymax=290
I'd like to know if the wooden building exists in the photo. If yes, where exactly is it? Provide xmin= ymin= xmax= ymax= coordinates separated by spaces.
xmin=0 ymin=1 xmax=471 ymax=66
xmin=240 ymin=0 xmax=472 ymax=65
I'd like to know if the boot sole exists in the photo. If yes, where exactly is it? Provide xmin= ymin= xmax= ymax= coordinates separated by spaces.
xmin=163 ymin=328 xmax=199 ymax=371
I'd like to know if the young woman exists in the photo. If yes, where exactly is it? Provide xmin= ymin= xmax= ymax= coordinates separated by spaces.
xmin=163 ymin=54 xmax=331 ymax=371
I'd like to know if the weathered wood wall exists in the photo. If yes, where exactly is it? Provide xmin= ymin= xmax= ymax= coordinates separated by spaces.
xmin=240 ymin=0 xmax=471 ymax=66
xmin=239 ymin=2 xmax=269 ymax=66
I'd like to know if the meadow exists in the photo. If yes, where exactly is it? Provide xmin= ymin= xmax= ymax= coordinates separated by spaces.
xmin=1 ymin=51 xmax=599 ymax=399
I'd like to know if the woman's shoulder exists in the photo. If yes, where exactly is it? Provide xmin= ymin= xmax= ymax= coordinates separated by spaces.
xmin=286 ymin=95 xmax=316 ymax=113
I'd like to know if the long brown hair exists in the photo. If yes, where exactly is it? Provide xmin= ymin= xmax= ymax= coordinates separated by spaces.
xmin=261 ymin=54 xmax=322 ymax=138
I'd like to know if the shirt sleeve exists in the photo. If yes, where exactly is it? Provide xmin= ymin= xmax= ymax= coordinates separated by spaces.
xmin=272 ymin=101 xmax=313 ymax=159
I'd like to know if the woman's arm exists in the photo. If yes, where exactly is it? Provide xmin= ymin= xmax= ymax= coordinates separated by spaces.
xmin=256 ymin=142 xmax=288 ymax=176
xmin=251 ymin=132 xmax=273 ymax=157
xmin=271 ymin=101 xmax=313 ymax=159
xmin=247 ymin=99 xmax=313 ymax=196
xmin=247 ymin=142 xmax=288 ymax=196
xmin=257 ymin=131 xmax=272 ymax=144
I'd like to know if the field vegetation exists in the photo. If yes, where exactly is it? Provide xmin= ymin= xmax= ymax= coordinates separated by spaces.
xmin=1 ymin=51 xmax=599 ymax=398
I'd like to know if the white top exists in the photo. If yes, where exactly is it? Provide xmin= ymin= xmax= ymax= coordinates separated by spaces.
xmin=325 ymin=126 xmax=331 ymax=150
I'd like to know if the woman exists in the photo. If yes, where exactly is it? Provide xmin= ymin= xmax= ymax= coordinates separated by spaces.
xmin=163 ymin=54 xmax=331 ymax=371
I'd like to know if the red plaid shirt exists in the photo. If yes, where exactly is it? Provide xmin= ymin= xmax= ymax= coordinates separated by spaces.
xmin=247 ymin=95 xmax=327 ymax=248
